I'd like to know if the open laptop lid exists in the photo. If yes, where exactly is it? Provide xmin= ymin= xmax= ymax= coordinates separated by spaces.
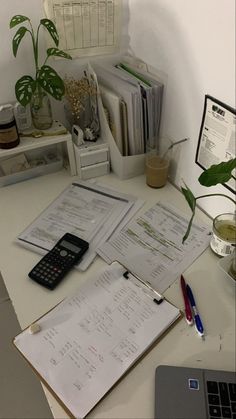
xmin=155 ymin=365 xmax=235 ymax=419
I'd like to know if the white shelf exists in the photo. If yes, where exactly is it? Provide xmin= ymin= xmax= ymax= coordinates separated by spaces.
xmin=0 ymin=130 xmax=77 ymax=176
xmin=0 ymin=133 xmax=70 ymax=158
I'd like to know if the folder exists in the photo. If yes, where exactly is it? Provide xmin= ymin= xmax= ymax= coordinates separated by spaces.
xmin=97 ymin=90 xmax=146 ymax=178
xmin=95 ymin=63 xmax=144 ymax=156
xmin=14 ymin=261 xmax=180 ymax=419
xmin=99 ymin=84 xmax=125 ymax=155
xmin=116 ymin=61 xmax=164 ymax=151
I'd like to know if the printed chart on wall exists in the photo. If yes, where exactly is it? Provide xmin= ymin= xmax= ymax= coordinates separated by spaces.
xmin=43 ymin=0 xmax=122 ymax=58
xmin=196 ymin=95 xmax=236 ymax=194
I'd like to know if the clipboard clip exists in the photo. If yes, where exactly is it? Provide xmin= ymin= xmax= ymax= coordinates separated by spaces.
xmin=123 ymin=270 xmax=164 ymax=305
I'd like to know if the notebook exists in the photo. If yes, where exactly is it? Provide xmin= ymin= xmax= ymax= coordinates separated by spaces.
xmin=155 ymin=365 xmax=236 ymax=419
xmin=14 ymin=262 xmax=180 ymax=419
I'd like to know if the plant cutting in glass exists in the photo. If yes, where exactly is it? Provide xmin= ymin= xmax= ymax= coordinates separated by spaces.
xmin=181 ymin=158 xmax=236 ymax=243
xmin=10 ymin=14 xmax=72 ymax=126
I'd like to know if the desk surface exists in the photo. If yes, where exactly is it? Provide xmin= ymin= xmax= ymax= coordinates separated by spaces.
xmin=1 ymin=169 xmax=235 ymax=419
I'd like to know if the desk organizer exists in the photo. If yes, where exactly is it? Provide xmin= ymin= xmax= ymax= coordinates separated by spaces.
xmin=0 ymin=146 xmax=63 ymax=187
xmin=73 ymin=138 xmax=110 ymax=180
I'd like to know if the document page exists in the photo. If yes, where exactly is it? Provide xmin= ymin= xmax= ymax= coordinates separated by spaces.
xmin=17 ymin=181 xmax=138 ymax=270
xmin=98 ymin=202 xmax=211 ymax=293
xmin=196 ymin=95 xmax=236 ymax=193
xmin=44 ymin=0 xmax=122 ymax=58
xmin=14 ymin=262 xmax=180 ymax=418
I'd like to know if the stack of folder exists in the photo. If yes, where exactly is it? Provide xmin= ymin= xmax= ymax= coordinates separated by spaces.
xmin=95 ymin=60 xmax=164 ymax=157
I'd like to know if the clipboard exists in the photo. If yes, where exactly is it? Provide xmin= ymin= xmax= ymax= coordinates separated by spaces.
xmin=13 ymin=262 xmax=180 ymax=419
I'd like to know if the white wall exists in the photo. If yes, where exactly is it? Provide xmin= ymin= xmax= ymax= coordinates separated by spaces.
xmin=1 ymin=0 xmax=235 ymax=218
xmin=128 ymin=0 xmax=235 ymax=218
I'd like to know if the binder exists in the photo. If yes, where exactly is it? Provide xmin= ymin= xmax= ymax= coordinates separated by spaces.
xmin=95 ymin=63 xmax=144 ymax=156
xmin=99 ymin=84 xmax=125 ymax=155
xmin=14 ymin=262 xmax=180 ymax=419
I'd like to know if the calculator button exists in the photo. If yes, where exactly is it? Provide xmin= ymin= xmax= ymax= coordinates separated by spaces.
xmin=60 ymin=250 xmax=68 ymax=257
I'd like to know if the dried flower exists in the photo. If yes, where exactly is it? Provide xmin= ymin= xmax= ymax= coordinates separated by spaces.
xmin=64 ymin=75 xmax=97 ymax=121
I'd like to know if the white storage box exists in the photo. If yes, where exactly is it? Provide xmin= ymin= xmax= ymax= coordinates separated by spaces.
xmin=80 ymin=161 xmax=110 ymax=180
xmin=0 ymin=146 xmax=63 ymax=187
xmin=73 ymin=138 xmax=110 ymax=179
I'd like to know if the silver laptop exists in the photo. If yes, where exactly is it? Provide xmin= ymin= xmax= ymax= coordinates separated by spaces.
xmin=155 ymin=365 xmax=236 ymax=419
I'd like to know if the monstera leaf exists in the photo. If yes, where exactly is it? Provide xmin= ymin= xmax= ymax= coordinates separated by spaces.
xmin=15 ymin=76 xmax=36 ymax=106
xmin=10 ymin=15 xmax=29 ymax=28
xmin=40 ymin=19 xmax=59 ymax=46
xmin=12 ymin=26 xmax=28 ymax=57
xmin=37 ymin=65 xmax=65 ymax=100
xmin=199 ymin=158 xmax=236 ymax=186
xmin=46 ymin=47 xmax=72 ymax=60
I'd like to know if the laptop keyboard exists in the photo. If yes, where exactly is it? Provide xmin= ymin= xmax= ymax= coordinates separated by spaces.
xmin=207 ymin=380 xmax=236 ymax=418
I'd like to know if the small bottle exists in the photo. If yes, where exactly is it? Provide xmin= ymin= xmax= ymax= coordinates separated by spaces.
xmin=0 ymin=104 xmax=20 ymax=149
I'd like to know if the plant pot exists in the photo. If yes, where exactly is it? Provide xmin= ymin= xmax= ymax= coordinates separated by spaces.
xmin=30 ymin=90 xmax=53 ymax=130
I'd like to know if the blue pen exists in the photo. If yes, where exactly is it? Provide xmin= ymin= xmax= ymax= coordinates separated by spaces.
xmin=186 ymin=285 xmax=204 ymax=337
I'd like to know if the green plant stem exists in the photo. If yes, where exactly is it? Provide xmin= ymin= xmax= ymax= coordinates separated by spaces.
xmin=29 ymin=20 xmax=38 ymax=73
xmin=196 ymin=193 xmax=235 ymax=205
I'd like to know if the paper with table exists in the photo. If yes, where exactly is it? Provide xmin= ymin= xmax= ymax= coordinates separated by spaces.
xmin=43 ymin=0 xmax=124 ymax=58
xmin=97 ymin=202 xmax=211 ymax=294
xmin=17 ymin=180 xmax=144 ymax=271
xmin=14 ymin=261 xmax=180 ymax=418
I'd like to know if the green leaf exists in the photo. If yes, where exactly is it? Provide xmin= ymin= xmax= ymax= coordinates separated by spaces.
xmin=181 ymin=184 xmax=196 ymax=212
xmin=40 ymin=19 xmax=59 ymax=46
xmin=181 ymin=184 xmax=196 ymax=243
xmin=15 ymin=76 xmax=36 ymax=106
xmin=12 ymin=26 xmax=28 ymax=57
xmin=37 ymin=65 xmax=65 ymax=100
xmin=47 ymin=47 xmax=72 ymax=60
xmin=199 ymin=158 xmax=236 ymax=186
xmin=10 ymin=15 xmax=29 ymax=29
xmin=182 ymin=213 xmax=195 ymax=244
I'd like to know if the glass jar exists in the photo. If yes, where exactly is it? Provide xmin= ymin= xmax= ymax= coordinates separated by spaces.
xmin=0 ymin=104 xmax=20 ymax=149
xmin=210 ymin=213 xmax=236 ymax=257
xmin=31 ymin=89 xmax=53 ymax=130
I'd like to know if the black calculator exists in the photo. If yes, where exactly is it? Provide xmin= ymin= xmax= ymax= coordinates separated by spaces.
xmin=28 ymin=233 xmax=89 ymax=290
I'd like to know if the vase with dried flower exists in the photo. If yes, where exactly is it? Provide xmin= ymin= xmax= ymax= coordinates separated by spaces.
xmin=64 ymin=72 xmax=100 ymax=141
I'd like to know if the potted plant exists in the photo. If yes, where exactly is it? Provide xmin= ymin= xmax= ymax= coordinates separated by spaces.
xmin=181 ymin=158 xmax=236 ymax=278
xmin=10 ymin=14 xmax=72 ymax=129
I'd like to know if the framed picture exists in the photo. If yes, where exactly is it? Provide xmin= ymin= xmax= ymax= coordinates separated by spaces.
xmin=196 ymin=95 xmax=236 ymax=194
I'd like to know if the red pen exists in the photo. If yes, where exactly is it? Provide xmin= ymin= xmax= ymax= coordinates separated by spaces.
xmin=180 ymin=275 xmax=193 ymax=325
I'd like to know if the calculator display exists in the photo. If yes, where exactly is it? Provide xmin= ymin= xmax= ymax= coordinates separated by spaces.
xmin=60 ymin=240 xmax=81 ymax=253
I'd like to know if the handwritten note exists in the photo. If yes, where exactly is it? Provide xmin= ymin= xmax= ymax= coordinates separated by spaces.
xmin=14 ymin=262 xmax=179 ymax=418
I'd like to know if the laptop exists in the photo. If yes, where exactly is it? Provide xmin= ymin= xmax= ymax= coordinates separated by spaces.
xmin=155 ymin=365 xmax=236 ymax=419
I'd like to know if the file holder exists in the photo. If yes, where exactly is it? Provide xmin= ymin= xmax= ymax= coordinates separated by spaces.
xmin=96 ymin=55 xmax=167 ymax=179
xmin=98 ymin=93 xmax=146 ymax=179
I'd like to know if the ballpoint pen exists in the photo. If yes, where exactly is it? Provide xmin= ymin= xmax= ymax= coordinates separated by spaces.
xmin=180 ymin=275 xmax=193 ymax=325
xmin=186 ymin=284 xmax=204 ymax=337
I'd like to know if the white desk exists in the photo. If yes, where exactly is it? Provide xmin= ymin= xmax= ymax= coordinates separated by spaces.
xmin=0 ymin=170 xmax=235 ymax=419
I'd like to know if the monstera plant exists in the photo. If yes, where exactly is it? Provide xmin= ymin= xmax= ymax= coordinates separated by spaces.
xmin=10 ymin=14 xmax=72 ymax=129
xmin=181 ymin=158 xmax=236 ymax=243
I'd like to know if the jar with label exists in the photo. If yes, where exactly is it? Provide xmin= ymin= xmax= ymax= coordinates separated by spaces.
xmin=0 ymin=104 xmax=20 ymax=149
xmin=210 ymin=213 xmax=236 ymax=257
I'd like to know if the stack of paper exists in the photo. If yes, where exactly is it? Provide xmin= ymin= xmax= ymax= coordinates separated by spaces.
xmin=17 ymin=180 xmax=144 ymax=271
xmin=95 ymin=61 xmax=164 ymax=156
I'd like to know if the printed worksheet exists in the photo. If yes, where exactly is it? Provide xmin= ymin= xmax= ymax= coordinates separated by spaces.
xmin=98 ymin=202 xmax=211 ymax=293
xmin=14 ymin=262 xmax=180 ymax=418
xmin=44 ymin=0 xmax=122 ymax=57
xmin=17 ymin=181 xmax=142 ymax=271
